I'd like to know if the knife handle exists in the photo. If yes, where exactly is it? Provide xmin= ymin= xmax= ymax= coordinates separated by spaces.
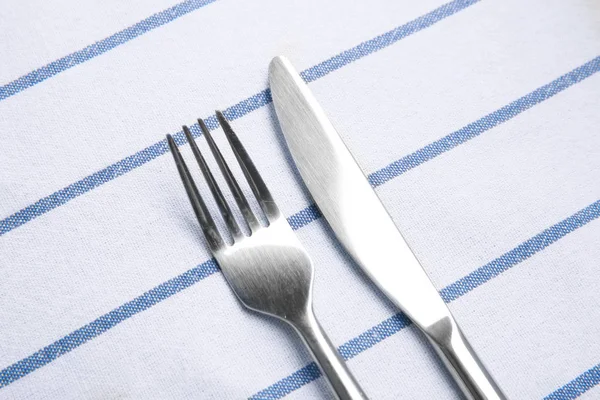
xmin=425 ymin=316 xmax=507 ymax=400
xmin=290 ymin=307 xmax=368 ymax=400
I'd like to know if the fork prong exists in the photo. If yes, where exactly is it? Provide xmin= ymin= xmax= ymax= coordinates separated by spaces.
xmin=198 ymin=118 xmax=261 ymax=233
xmin=167 ymin=134 xmax=225 ymax=251
xmin=183 ymin=126 xmax=243 ymax=241
xmin=216 ymin=110 xmax=281 ymax=222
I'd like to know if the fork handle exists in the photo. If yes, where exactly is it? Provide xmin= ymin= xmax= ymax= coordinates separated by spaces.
xmin=290 ymin=308 xmax=368 ymax=400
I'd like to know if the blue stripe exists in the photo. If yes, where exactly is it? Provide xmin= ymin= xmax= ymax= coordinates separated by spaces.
xmin=0 ymin=0 xmax=216 ymax=102
xmin=0 ymin=0 xmax=479 ymax=237
xmin=299 ymin=0 xmax=479 ymax=84
xmin=545 ymin=364 xmax=600 ymax=400
xmin=0 ymin=260 xmax=220 ymax=388
xmin=440 ymin=201 xmax=600 ymax=302
xmin=368 ymin=56 xmax=600 ymax=187
xmin=252 ymin=200 xmax=600 ymax=399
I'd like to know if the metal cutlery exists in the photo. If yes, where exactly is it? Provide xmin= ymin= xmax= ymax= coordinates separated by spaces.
xmin=166 ymin=111 xmax=368 ymax=400
xmin=269 ymin=56 xmax=506 ymax=400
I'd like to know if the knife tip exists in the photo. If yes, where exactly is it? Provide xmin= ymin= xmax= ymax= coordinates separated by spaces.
xmin=269 ymin=55 xmax=289 ymax=77
xmin=270 ymin=55 xmax=288 ymax=65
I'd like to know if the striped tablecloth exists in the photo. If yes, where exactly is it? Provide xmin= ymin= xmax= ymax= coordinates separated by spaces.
xmin=1 ymin=0 xmax=599 ymax=398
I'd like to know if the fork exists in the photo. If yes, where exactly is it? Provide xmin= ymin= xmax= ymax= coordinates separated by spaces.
xmin=166 ymin=111 xmax=368 ymax=400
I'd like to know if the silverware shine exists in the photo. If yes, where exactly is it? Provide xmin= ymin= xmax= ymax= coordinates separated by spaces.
xmin=269 ymin=56 xmax=506 ymax=400
xmin=166 ymin=111 xmax=368 ymax=400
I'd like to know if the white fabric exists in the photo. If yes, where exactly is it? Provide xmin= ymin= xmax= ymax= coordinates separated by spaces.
xmin=1 ymin=0 xmax=599 ymax=398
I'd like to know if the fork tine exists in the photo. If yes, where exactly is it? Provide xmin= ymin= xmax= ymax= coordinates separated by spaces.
xmin=167 ymin=134 xmax=225 ymax=251
xmin=216 ymin=110 xmax=281 ymax=222
xmin=198 ymin=118 xmax=261 ymax=233
xmin=183 ymin=126 xmax=243 ymax=241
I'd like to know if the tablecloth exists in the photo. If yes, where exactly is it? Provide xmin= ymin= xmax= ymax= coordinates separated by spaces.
xmin=1 ymin=0 xmax=599 ymax=398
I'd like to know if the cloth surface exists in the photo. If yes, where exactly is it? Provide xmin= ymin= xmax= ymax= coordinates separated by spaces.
xmin=1 ymin=0 xmax=599 ymax=398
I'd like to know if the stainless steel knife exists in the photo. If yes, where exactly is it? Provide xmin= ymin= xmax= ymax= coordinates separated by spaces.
xmin=269 ymin=55 xmax=506 ymax=400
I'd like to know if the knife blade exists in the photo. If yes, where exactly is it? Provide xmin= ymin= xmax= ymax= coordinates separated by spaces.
xmin=269 ymin=55 xmax=506 ymax=400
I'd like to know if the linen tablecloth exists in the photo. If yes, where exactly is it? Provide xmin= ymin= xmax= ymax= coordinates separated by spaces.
xmin=1 ymin=0 xmax=599 ymax=398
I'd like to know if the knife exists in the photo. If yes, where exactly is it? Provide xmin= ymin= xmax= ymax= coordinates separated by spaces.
xmin=269 ymin=56 xmax=506 ymax=400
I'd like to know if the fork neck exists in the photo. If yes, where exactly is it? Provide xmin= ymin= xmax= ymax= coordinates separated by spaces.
xmin=286 ymin=307 xmax=368 ymax=400
xmin=285 ymin=305 xmax=318 ymax=336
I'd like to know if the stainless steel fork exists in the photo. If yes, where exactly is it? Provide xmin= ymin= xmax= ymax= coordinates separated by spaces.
xmin=166 ymin=111 xmax=368 ymax=400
